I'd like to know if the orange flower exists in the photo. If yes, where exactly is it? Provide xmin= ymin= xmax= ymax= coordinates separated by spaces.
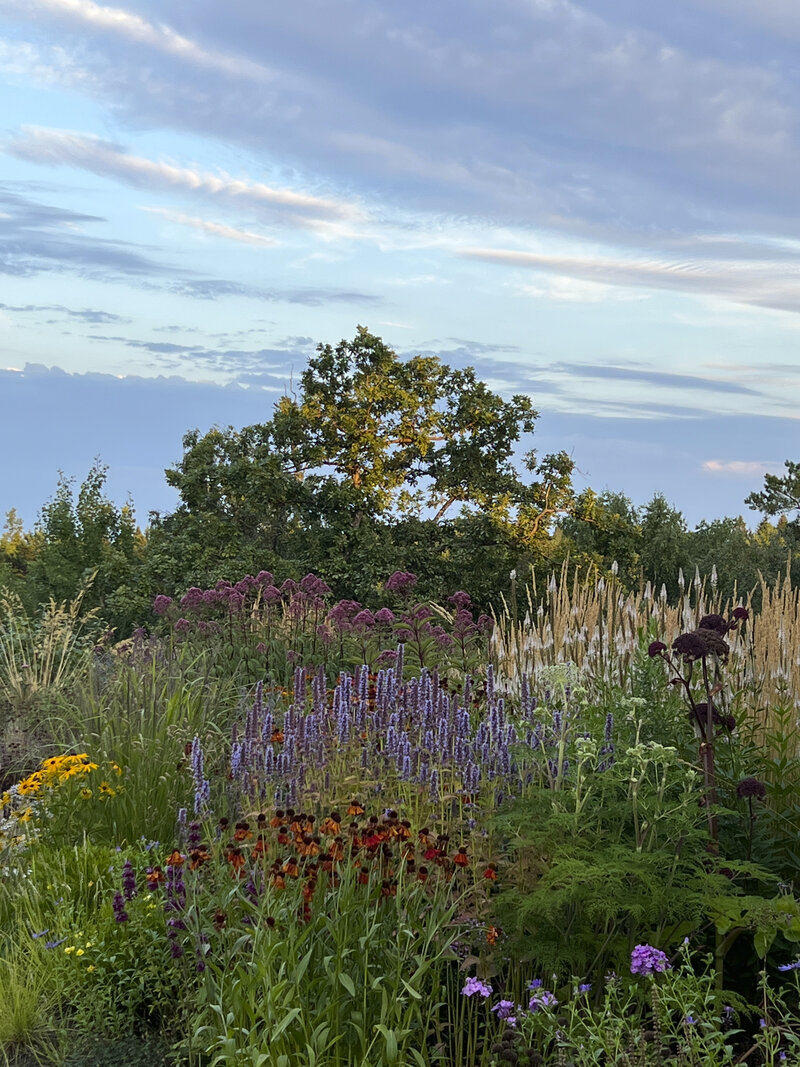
xmin=453 ymin=848 xmax=469 ymax=868
xmin=417 ymin=866 xmax=429 ymax=884
xmin=225 ymin=846 xmax=246 ymax=870
xmin=146 ymin=866 xmax=165 ymax=887
xmin=165 ymin=850 xmax=185 ymax=867
xmin=269 ymin=810 xmax=285 ymax=828
xmin=347 ymin=801 xmax=365 ymax=817
xmin=381 ymin=879 xmax=397 ymax=898
xmin=486 ymin=925 xmax=501 ymax=946
xmin=251 ymin=835 xmax=267 ymax=858
xmin=282 ymin=858 xmax=299 ymax=879
xmin=270 ymin=729 xmax=284 ymax=744
xmin=234 ymin=821 xmax=252 ymax=842
xmin=320 ymin=813 xmax=341 ymax=836
xmin=189 ymin=848 xmax=211 ymax=869
xmin=483 ymin=864 xmax=498 ymax=881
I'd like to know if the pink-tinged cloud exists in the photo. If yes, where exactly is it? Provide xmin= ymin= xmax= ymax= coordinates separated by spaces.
xmin=702 ymin=460 xmax=783 ymax=476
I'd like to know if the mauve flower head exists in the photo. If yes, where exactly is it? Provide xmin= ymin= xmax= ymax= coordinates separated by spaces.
xmin=476 ymin=614 xmax=494 ymax=634
xmin=180 ymin=587 xmax=205 ymax=612
xmin=374 ymin=607 xmax=395 ymax=625
xmin=434 ymin=629 xmax=455 ymax=649
xmin=732 ymin=606 xmax=749 ymax=622
xmin=281 ymin=579 xmax=298 ymax=595
xmin=174 ymin=618 xmax=191 ymax=634
xmin=737 ymin=777 xmax=767 ymax=800
xmin=215 ymin=579 xmax=232 ymax=591
xmin=263 ymin=585 xmax=282 ymax=604
xmin=256 ymin=570 xmax=274 ymax=586
xmin=375 ymin=650 xmax=398 ymax=667
xmin=698 ymin=613 xmax=729 ymax=635
xmin=352 ymin=609 xmax=376 ymax=631
xmin=630 ymin=944 xmax=670 ymax=976
xmin=449 ymin=590 xmax=472 ymax=610
xmin=648 ymin=640 xmax=667 ymax=657
xmin=384 ymin=571 xmax=418 ymax=595
xmin=202 ymin=589 xmax=221 ymax=606
xmin=226 ymin=591 xmax=245 ymax=613
xmin=153 ymin=595 xmax=173 ymax=616
xmin=672 ymin=632 xmax=708 ymax=662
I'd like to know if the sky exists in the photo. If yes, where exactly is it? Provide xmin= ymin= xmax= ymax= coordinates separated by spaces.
xmin=1 ymin=0 xmax=799 ymax=530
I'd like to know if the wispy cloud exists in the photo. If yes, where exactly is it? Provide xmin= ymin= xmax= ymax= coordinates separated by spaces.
xmin=7 ymin=128 xmax=364 ymax=226
xmin=3 ymin=0 xmax=275 ymax=82
xmin=141 ymin=206 xmax=276 ymax=247
xmin=0 ymin=301 xmax=128 ymax=323
xmin=702 ymin=459 xmax=784 ymax=476
xmin=552 ymin=362 xmax=759 ymax=396
xmin=459 ymin=246 xmax=800 ymax=315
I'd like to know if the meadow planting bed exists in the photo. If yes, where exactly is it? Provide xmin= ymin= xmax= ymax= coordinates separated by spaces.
xmin=2 ymin=569 xmax=800 ymax=1065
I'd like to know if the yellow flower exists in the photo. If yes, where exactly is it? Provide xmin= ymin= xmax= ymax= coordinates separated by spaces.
xmin=76 ymin=949 xmax=84 ymax=957
xmin=86 ymin=965 xmax=96 ymax=972
xmin=109 ymin=762 xmax=123 ymax=776
xmin=80 ymin=788 xmax=92 ymax=800
xmin=84 ymin=941 xmax=93 ymax=948
xmin=17 ymin=808 xmax=33 ymax=823
xmin=98 ymin=782 xmax=116 ymax=797
xmin=64 ymin=946 xmax=75 ymax=954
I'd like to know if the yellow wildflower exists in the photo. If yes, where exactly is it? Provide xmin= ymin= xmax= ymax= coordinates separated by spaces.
xmin=80 ymin=788 xmax=92 ymax=800
xmin=86 ymin=965 xmax=96 ymax=972
xmin=64 ymin=946 xmax=75 ymax=954
xmin=76 ymin=949 xmax=84 ymax=957
xmin=98 ymin=782 xmax=116 ymax=797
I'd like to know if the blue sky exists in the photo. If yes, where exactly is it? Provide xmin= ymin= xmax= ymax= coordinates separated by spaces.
xmin=1 ymin=0 xmax=799 ymax=528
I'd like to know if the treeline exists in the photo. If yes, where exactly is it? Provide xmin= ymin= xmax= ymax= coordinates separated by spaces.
xmin=1 ymin=329 xmax=797 ymax=637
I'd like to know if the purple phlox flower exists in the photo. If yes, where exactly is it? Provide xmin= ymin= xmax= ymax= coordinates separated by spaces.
xmin=577 ymin=983 xmax=592 ymax=994
xmin=723 ymin=1005 xmax=734 ymax=1020
xmin=462 ymin=976 xmax=492 ymax=998
xmin=45 ymin=937 xmax=67 ymax=949
xmin=528 ymin=990 xmax=558 ymax=1012
xmin=778 ymin=960 xmax=800 ymax=972
xmin=30 ymin=929 xmax=49 ymax=939
xmin=760 ymin=1019 xmax=767 ymax=1029
xmin=684 ymin=1016 xmax=697 ymax=1026
xmin=630 ymin=944 xmax=670 ymax=977
xmin=491 ymin=999 xmax=518 ymax=1026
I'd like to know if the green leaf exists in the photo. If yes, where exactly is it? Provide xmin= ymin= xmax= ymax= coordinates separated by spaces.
xmin=338 ymin=972 xmax=356 ymax=997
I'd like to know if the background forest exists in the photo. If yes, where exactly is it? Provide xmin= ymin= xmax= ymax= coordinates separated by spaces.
xmin=1 ymin=331 xmax=797 ymax=643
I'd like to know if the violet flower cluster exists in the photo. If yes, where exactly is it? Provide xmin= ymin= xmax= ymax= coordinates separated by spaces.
xmin=630 ymin=944 xmax=671 ymax=976
xmin=227 ymin=655 xmax=557 ymax=808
